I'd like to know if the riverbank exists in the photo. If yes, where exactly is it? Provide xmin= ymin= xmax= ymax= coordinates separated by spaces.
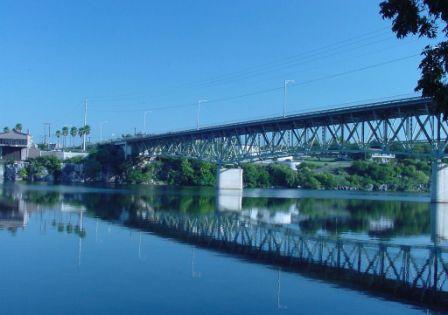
xmin=5 ymin=144 xmax=431 ymax=193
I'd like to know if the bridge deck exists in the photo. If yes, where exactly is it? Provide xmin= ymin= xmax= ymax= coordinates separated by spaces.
xmin=121 ymin=97 xmax=433 ymax=142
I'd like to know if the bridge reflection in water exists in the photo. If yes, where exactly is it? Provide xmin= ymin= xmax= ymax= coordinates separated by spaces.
xmin=1 ymin=185 xmax=448 ymax=307
xmin=133 ymin=202 xmax=448 ymax=305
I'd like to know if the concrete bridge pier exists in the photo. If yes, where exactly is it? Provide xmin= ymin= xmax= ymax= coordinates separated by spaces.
xmin=216 ymin=168 xmax=243 ymax=190
xmin=430 ymin=160 xmax=448 ymax=203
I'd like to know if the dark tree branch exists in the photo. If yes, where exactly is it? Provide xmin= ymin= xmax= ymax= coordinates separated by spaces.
xmin=380 ymin=0 xmax=448 ymax=117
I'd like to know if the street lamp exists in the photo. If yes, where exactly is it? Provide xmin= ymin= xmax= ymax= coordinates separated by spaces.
xmin=197 ymin=99 xmax=207 ymax=130
xmin=283 ymin=79 xmax=295 ymax=117
xmin=99 ymin=121 xmax=108 ymax=142
xmin=144 ymin=111 xmax=152 ymax=134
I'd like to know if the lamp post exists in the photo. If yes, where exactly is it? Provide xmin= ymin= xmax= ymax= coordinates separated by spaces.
xmin=99 ymin=121 xmax=108 ymax=142
xmin=197 ymin=99 xmax=207 ymax=130
xmin=144 ymin=111 xmax=152 ymax=134
xmin=283 ymin=80 xmax=295 ymax=117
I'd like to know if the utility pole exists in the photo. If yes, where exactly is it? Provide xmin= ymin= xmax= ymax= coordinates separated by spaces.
xmin=197 ymin=99 xmax=207 ymax=130
xmin=283 ymin=80 xmax=295 ymax=118
xmin=83 ymin=98 xmax=88 ymax=151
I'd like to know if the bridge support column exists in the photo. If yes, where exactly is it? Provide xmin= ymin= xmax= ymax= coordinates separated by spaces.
xmin=430 ymin=160 xmax=448 ymax=203
xmin=216 ymin=168 xmax=243 ymax=190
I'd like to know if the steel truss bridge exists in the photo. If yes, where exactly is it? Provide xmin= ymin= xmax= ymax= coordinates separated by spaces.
xmin=135 ymin=210 xmax=448 ymax=305
xmin=115 ymin=97 xmax=448 ymax=163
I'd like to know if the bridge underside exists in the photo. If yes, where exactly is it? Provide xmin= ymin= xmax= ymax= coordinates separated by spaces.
xmin=122 ymin=98 xmax=447 ymax=164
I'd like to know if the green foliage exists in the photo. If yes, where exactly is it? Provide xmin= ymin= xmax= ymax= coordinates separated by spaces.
xmin=191 ymin=160 xmax=217 ymax=186
xmin=243 ymin=163 xmax=297 ymax=188
xmin=18 ymin=167 xmax=28 ymax=179
xmin=24 ymin=156 xmax=62 ymax=181
xmin=43 ymin=141 xmax=431 ymax=192
xmin=380 ymin=0 xmax=448 ymax=116
xmin=267 ymin=164 xmax=297 ymax=188
xmin=242 ymin=164 xmax=270 ymax=188
xmin=122 ymin=157 xmax=157 ymax=184
xmin=89 ymin=144 xmax=126 ymax=175
xmin=70 ymin=126 xmax=78 ymax=137
xmin=84 ymin=159 xmax=102 ymax=180
xmin=65 ymin=156 xmax=84 ymax=164
xmin=346 ymin=159 xmax=430 ymax=191
xmin=160 ymin=158 xmax=216 ymax=186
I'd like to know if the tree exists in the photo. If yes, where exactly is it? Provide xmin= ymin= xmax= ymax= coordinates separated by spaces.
xmin=81 ymin=125 xmax=91 ymax=151
xmin=15 ymin=123 xmax=22 ymax=132
xmin=268 ymin=164 xmax=297 ymax=188
xmin=55 ymin=130 xmax=61 ymax=148
xmin=70 ymin=127 xmax=78 ymax=146
xmin=242 ymin=164 xmax=271 ymax=188
xmin=380 ymin=0 xmax=448 ymax=116
xmin=3 ymin=127 xmax=9 ymax=133
xmin=84 ymin=125 xmax=91 ymax=140
xmin=78 ymin=127 xmax=85 ymax=145
xmin=62 ymin=126 xmax=69 ymax=148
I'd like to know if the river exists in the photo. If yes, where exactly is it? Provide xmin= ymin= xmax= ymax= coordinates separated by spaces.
xmin=0 ymin=183 xmax=445 ymax=314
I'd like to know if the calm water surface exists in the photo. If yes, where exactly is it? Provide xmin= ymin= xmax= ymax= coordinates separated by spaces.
xmin=0 ymin=183 xmax=444 ymax=314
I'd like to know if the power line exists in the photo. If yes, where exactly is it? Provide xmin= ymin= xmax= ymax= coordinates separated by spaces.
xmin=87 ymin=27 xmax=392 ymax=106
xmin=179 ymin=35 xmax=395 ymax=90
xmin=165 ymin=28 xmax=391 ymax=90
xmin=95 ymin=52 xmax=420 ymax=113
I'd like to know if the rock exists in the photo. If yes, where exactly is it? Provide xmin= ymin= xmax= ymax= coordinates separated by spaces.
xmin=61 ymin=163 xmax=84 ymax=183
xmin=4 ymin=162 xmax=25 ymax=181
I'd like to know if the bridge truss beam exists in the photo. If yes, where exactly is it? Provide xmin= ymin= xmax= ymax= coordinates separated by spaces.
xmin=122 ymin=98 xmax=448 ymax=163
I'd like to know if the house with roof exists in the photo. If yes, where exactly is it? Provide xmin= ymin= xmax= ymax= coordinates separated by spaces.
xmin=0 ymin=129 xmax=33 ymax=161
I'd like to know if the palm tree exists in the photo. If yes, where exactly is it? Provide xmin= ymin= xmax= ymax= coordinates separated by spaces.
xmin=55 ymin=130 xmax=61 ymax=148
xmin=84 ymin=125 xmax=91 ymax=140
xmin=81 ymin=125 xmax=90 ymax=151
xmin=3 ymin=127 xmax=9 ymax=133
xmin=15 ymin=123 xmax=22 ymax=132
xmin=78 ymin=127 xmax=85 ymax=144
xmin=70 ymin=127 xmax=78 ymax=146
xmin=62 ymin=126 xmax=69 ymax=148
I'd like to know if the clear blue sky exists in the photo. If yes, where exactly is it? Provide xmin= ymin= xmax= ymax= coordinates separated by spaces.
xmin=0 ymin=0 xmax=435 ymax=143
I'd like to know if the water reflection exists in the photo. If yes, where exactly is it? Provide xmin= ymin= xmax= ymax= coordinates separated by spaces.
xmin=431 ymin=203 xmax=448 ymax=244
xmin=0 ymin=183 xmax=444 ymax=313
xmin=0 ymin=197 xmax=29 ymax=230
xmin=277 ymin=269 xmax=287 ymax=310
xmin=0 ymin=183 xmax=436 ymax=245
